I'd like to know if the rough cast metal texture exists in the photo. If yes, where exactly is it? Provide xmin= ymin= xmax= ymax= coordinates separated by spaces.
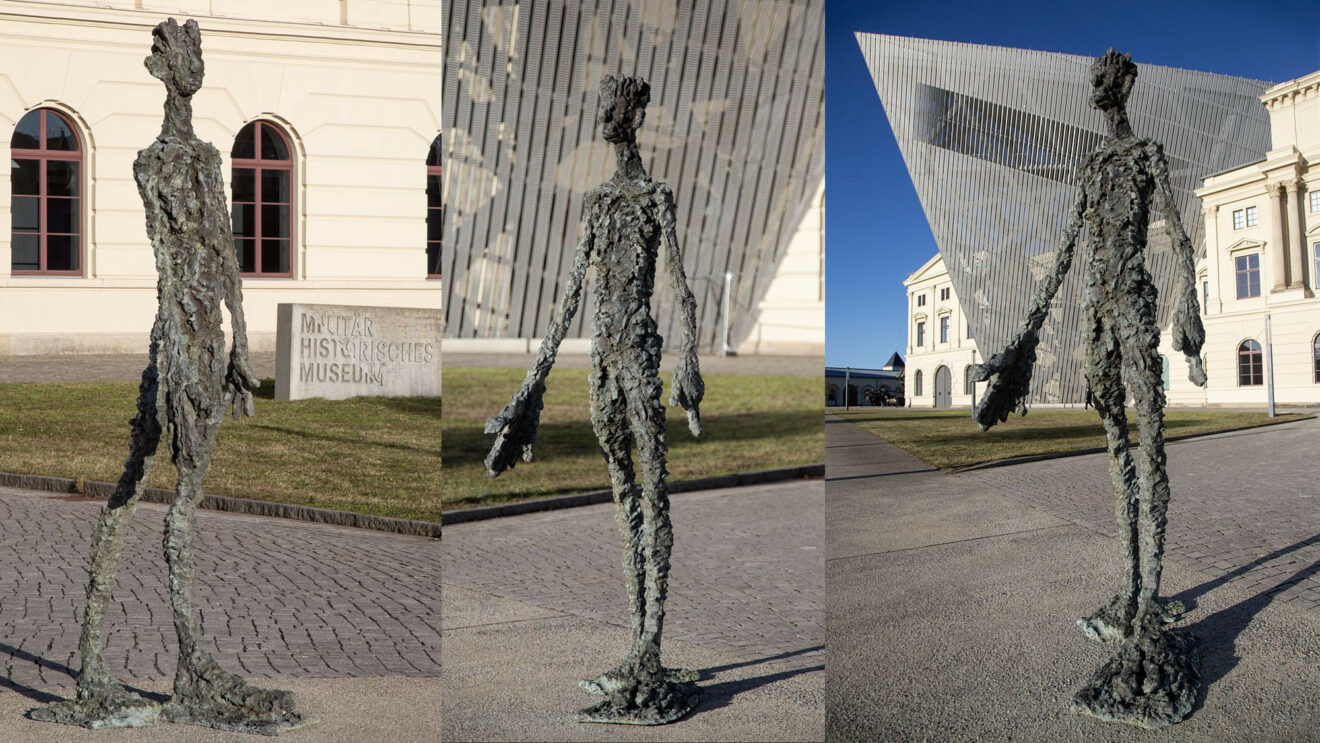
xmin=859 ymin=33 xmax=1270 ymax=403
xmin=28 ymin=19 xmax=306 ymax=735
xmin=485 ymin=75 xmax=705 ymax=725
xmin=972 ymin=51 xmax=1206 ymax=729
xmin=442 ymin=0 xmax=824 ymax=351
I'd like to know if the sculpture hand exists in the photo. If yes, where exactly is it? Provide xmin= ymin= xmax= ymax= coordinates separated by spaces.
xmin=1169 ymin=290 xmax=1206 ymax=387
xmin=223 ymin=354 xmax=260 ymax=420
xmin=669 ymin=353 xmax=704 ymax=437
xmin=969 ymin=328 xmax=1040 ymax=431
xmin=484 ymin=376 xmax=546 ymax=476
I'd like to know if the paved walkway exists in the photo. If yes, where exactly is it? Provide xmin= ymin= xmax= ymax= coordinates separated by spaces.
xmin=0 ymin=486 xmax=441 ymax=697
xmin=442 ymin=479 xmax=825 ymax=740
xmin=827 ymin=415 xmax=1320 ymax=741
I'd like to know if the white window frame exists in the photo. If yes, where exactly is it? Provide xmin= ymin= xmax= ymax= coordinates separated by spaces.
xmin=1232 ymin=209 xmax=1245 ymax=230
xmin=1245 ymin=205 xmax=1258 ymax=227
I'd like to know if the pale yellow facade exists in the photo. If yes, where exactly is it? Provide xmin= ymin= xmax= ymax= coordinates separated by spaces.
xmin=1192 ymin=68 xmax=1320 ymax=407
xmin=902 ymin=252 xmax=981 ymax=408
xmin=737 ymin=181 xmax=825 ymax=356
xmin=0 ymin=0 xmax=442 ymax=354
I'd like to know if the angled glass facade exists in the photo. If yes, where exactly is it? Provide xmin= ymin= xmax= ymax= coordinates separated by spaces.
xmin=861 ymin=34 xmax=1271 ymax=402
xmin=442 ymin=0 xmax=824 ymax=350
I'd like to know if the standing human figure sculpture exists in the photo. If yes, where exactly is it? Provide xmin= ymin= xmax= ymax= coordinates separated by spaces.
xmin=31 ymin=18 xmax=306 ymax=734
xmin=970 ymin=50 xmax=1206 ymax=728
xmin=484 ymin=74 xmax=705 ymax=725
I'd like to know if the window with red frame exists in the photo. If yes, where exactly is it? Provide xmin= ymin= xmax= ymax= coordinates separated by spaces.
xmin=11 ymin=109 xmax=82 ymax=275
xmin=1238 ymin=339 xmax=1263 ymax=386
xmin=426 ymin=137 xmax=441 ymax=277
xmin=231 ymin=121 xmax=293 ymax=276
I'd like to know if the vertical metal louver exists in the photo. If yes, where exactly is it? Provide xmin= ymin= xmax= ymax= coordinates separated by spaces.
xmin=861 ymin=34 xmax=1271 ymax=402
xmin=442 ymin=0 xmax=825 ymax=351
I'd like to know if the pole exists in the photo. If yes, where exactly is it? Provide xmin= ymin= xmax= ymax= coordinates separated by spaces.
xmin=721 ymin=271 xmax=736 ymax=356
xmin=844 ymin=366 xmax=851 ymax=412
xmin=1265 ymin=313 xmax=1276 ymax=418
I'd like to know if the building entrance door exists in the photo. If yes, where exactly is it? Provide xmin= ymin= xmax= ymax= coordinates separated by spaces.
xmin=934 ymin=365 xmax=952 ymax=408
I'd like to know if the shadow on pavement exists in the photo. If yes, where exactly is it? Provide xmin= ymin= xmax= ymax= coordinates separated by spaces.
xmin=694 ymin=648 xmax=824 ymax=716
xmin=0 ymin=642 xmax=168 ymax=705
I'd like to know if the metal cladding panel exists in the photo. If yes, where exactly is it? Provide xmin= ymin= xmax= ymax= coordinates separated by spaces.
xmin=860 ymin=33 xmax=1271 ymax=403
xmin=443 ymin=0 xmax=825 ymax=350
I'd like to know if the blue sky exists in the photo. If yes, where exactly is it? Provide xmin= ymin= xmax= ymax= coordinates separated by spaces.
xmin=826 ymin=0 xmax=1320 ymax=369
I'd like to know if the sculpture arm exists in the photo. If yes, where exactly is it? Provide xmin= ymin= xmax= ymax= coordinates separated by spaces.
xmin=658 ymin=184 xmax=703 ymax=437
xmin=216 ymin=153 xmax=259 ymax=419
xmin=484 ymin=207 xmax=596 ymax=475
xmin=1149 ymin=141 xmax=1207 ymax=386
xmin=970 ymin=180 xmax=1088 ymax=430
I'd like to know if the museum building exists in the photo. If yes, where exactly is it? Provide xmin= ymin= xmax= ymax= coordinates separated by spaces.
xmin=904 ymin=66 xmax=1320 ymax=409
xmin=0 ymin=1 xmax=442 ymax=354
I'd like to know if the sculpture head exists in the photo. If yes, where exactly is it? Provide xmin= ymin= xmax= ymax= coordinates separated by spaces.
xmin=597 ymin=75 xmax=650 ymax=144
xmin=145 ymin=18 xmax=204 ymax=97
xmin=1089 ymin=49 xmax=1137 ymax=113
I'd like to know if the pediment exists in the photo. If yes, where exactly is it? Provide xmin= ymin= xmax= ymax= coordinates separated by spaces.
xmin=1224 ymin=237 xmax=1266 ymax=254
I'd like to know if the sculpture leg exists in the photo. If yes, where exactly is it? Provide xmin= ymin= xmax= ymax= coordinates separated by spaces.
xmin=30 ymin=361 xmax=165 ymax=728
xmin=578 ymin=370 xmax=697 ymax=725
xmin=1072 ymin=305 xmax=1199 ymax=729
xmin=159 ymin=423 xmax=307 ymax=734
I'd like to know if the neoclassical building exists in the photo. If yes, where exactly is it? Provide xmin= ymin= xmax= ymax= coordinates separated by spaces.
xmin=902 ymin=253 xmax=981 ymax=408
xmin=1189 ymin=69 xmax=1320 ymax=406
xmin=0 ymin=1 xmax=442 ymax=354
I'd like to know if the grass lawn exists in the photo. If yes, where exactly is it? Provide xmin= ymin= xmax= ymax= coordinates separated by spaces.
xmin=443 ymin=368 xmax=823 ymax=509
xmin=833 ymin=407 xmax=1307 ymax=470
xmin=0 ymin=380 xmax=442 ymax=522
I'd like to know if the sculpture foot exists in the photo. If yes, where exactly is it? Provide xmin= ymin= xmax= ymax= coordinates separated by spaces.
xmin=28 ymin=682 xmax=161 ymax=729
xmin=161 ymin=663 xmax=309 ymax=735
xmin=1078 ymin=593 xmax=1185 ymax=643
xmin=1071 ymin=623 xmax=1200 ymax=729
xmin=580 ymin=664 xmax=699 ymax=694
xmin=577 ymin=673 xmax=699 ymax=726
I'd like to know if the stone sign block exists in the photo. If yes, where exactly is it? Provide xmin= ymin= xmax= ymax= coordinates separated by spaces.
xmin=275 ymin=303 xmax=441 ymax=400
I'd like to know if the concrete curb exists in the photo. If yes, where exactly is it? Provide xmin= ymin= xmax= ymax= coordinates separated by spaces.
xmin=443 ymin=463 xmax=825 ymax=525
xmin=954 ymin=413 xmax=1315 ymax=473
xmin=0 ymin=472 xmax=442 ymax=538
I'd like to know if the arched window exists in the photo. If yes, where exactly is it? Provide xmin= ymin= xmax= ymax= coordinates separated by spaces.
xmin=862 ymin=385 xmax=874 ymax=405
xmin=914 ymin=370 xmax=923 ymax=396
xmin=826 ymin=383 xmax=837 ymax=405
xmin=964 ymin=365 xmax=975 ymax=394
xmin=231 ymin=120 xmax=293 ymax=277
xmin=1238 ymin=340 xmax=1263 ymax=386
xmin=11 ymin=108 xmax=82 ymax=275
xmin=1313 ymin=333 xmax=1320 ymax=383
xmin=427 ymin=136 xmax=441 ymax=278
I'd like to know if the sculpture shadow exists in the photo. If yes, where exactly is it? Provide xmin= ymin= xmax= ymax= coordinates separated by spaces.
xmin=1169 ymin=533 xmax=1320 ymax=710
xmin=0 ymin=642 xmax=167 ymax=705
xmin=687 ymin=646 xmax=824 ymax=714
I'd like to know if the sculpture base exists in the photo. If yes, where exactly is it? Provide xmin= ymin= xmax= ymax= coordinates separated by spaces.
xmin=580 ymin=665 xmax=699 ymax=694
xmin=1071 ymin=625 xmax=1200 ymax=729
xmin=1078 ymin=593 xmax=1186 ymax=643
xmin=28 ymin=685 xmax=161 ymax=729
xmin=161 ymin=678 xmax=309 ymax=735
xmin=577 ymin=677 xmax=699 ymax=726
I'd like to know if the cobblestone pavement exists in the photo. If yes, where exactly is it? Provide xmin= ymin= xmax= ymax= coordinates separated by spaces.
xmin=443 ymin=352 xmax=822 ymax=376
xmin=949 ymin=415 xmax=1320 ymax=615
xmin=0 ymin=352 xmax=277 ymax=383
xmin=0 ymin=486 xmax=441 ymax=694
xmin=442 ymin=480 xmax=824 ymax=671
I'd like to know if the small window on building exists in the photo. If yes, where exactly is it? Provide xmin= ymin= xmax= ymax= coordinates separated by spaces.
xmin=1202 ymin=280 xmax=1209 ymax=314
xmin=826 ymin=383 xmax=837 ymax=405
xmin=916 ymin=294 xmax=926 ymax=307
xmin=11 ymin=108 xmax=83 ymax=275
xmin=967 ymin=322 xmax=974 ymax=339
xmin=914 ymin=370 xmax=923 ymax=397
xmin=1160 ymin=355 xmax=1170 ymax=390
xmin=1245 ymin=206 xmax=1258 ymax=227
xmin=916 ymin=321 xmax=925 ymax=347
xmin=939 ymin=316 xmax=950 ymax=343
xmin=1311 ymin=190 xmax=1320 ymax=213
xmin=939 ymin=287 xmax=950 ymax=301
xmin=1235 ymin=254 xmax=1260 ymax=299
xmin=1314 ymin=334 xmax=1320 ymax=383
xmin=1232 ymin=209 xmax=1244 ymax=229
xmin=1238 ymin=339 xmax=1263 ymax=386
xmin=426 ymin=136 xmax=441 ymax=278
xmin=231 ymin=120 xmax=293 ymax=277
